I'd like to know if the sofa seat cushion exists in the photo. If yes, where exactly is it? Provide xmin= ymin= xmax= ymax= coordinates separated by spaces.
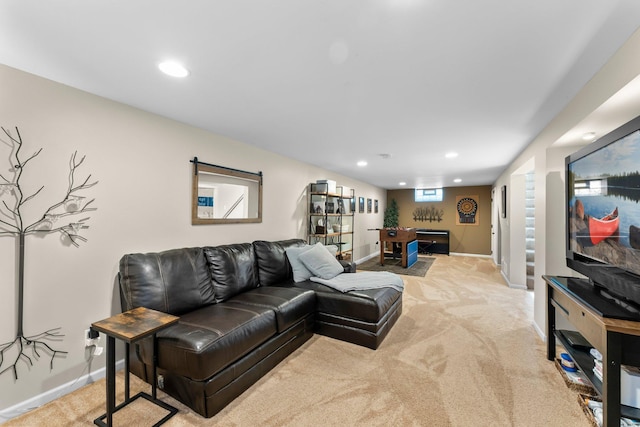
xmin=141 ymin=303 xmax=277 ymax=381
xmin=229 ymin=287 xmax=316 ymax=332
xmin=294 ymin=281 xmax=402 ymax=323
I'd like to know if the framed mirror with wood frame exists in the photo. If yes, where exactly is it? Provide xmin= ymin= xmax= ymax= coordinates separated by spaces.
xmin=191 ymin=158 xmax=262 ymax=224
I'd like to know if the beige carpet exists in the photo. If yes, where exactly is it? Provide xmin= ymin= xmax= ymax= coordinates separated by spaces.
xmin=6 ymin=255 xmax=590 ymax=426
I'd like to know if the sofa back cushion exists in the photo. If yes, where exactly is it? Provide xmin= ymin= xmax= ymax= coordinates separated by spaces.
xmin=204 ymin=243 xmax=258 ymax=302
xmin=119 ymin=247 xmax=215 ymax=315
xmin=253 ymin=239 xmax=306 ymax=286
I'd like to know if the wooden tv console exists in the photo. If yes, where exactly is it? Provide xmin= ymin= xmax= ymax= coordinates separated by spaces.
xmin=544 ymin=275 xmax=640 ymax=426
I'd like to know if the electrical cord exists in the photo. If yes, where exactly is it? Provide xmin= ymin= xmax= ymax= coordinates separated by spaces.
xmin=450 ymin=224 xmax=467 ymax=253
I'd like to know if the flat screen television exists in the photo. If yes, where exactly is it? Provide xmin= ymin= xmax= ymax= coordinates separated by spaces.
xmin=566 ymin=114 xmax=640 ymax=310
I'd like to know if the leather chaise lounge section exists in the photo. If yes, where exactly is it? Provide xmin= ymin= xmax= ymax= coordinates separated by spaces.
xmin=118 ymin=239 xmax=402 ymax=418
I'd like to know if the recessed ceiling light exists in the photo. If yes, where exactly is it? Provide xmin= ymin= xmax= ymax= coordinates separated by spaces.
xmin=158 ymin=61 xmax=190 ymax=78
xmin=453 ymin=178 xmax=462 ymax=183
xmin=399 ymin=182 xmax=406 ymax=186
xmin=445 ymin=152 xmax=458 ymax=159
xmin=582 ymin=132 xmax=596 ymax=141
xmin=357 ymin=160 xmax=368 ymax=167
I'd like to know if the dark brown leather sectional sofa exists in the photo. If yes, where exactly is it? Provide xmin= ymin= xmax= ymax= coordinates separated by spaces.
xmin=118 ymin=238 xmax=402 ymax=418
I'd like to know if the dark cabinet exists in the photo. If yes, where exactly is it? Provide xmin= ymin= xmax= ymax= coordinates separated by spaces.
xmin=416 ymin=229 xmax=449 ymax=255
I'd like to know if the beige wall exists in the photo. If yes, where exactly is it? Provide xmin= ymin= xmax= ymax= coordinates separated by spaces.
xmin=0 ymin=64 xmax=385 ymax=414
xmin=387 ymin=185 xmax=492 ymax=255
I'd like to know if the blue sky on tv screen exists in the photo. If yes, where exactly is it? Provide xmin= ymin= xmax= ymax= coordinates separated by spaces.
xmin=571 ymin=130 xmax=640 ymax=178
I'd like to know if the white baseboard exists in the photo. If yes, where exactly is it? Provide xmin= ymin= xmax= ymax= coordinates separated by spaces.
xmin=499 ymin=269 xmax=527 ymax=289
xmin=355 ymin=252 xmax=379 ymax=264
xmin=357 ymin=251 xmax=493 ymax=265
xmin=532 ymin=319 xmax=546 ymax=342
xmin=0 ymin=359 xmax=124 ymax=424
xmin=449 ymin=252 xmax=492 ymax=258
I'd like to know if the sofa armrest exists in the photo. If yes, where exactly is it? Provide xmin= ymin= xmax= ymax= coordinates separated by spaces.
xmin=340 ymin=260 xmax=356 ymax=273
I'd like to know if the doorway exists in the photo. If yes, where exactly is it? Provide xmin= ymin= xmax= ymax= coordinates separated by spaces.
xmin=491 ymin=187 xmax=501 ymax=266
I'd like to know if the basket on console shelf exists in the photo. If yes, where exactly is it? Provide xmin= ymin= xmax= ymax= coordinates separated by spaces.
xmin=553 ymin=358 xmax=595 ymax=395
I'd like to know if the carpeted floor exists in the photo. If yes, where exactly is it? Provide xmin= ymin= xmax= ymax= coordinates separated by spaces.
xmin=5 ymin=255 xmax=590 ymax=426
xmin=357 ymin=255 xmax=435 ymax=277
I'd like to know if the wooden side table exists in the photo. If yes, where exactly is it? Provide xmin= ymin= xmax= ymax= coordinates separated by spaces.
xmin=91 ymin=307 xmax=179 ymax=427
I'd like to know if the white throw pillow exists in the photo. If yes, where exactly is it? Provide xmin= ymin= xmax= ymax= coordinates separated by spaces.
xmin=285 ymin=245 xmax=314 ymax=282
xmin=286 ymin=244 xmax=342 ymax=282
xmin=298 ymin=242 xmax=344 ymax=280
xmin=324 ymin=244 xmax=338 ymax=257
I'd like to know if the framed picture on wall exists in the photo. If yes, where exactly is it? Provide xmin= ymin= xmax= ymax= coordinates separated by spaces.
xmin=367 ymin=198 xmax=372 ymax=213
xmin=374 ymin=199 xmax=378 ymax=213
xmin=358 ymin=197 xmax=365 ymax=213
xmin=501 ymin=185 xmax=507 ymax=218
xmin=456 ymin=195 xmax=480 ymax=226
xmin=350 ymin=197 xmax=356 ymax=212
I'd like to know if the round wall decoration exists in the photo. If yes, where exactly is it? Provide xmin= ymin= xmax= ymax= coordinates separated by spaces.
xmin=457 ymin=197 xmax=478 ymax=224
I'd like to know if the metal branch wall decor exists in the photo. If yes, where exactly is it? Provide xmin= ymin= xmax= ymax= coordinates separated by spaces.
xmin=413 ymin=206 xmax=444 ymax=222
xmin=0 ymin=127 xmax=97 ymax=380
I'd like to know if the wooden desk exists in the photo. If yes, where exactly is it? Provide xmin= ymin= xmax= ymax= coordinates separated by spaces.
xmin=91 ymin=307 xmax=179 ymax=427
xmin=379 ymin=228 xmax=417 ymax=268
xmin=544 ymin=275 xmax=640 ymax=426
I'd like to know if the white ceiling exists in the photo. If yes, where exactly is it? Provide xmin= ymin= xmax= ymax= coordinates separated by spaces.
xmin=555 ymin=74 xmax=640 ymax=148
xmin=2 ymin=1 xmax=640 ymax=189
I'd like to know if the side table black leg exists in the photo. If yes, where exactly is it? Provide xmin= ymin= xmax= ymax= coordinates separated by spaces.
xmin=93 ymin=334 xmax=115 ymax=427
xmin=152 ymin=333 xmax=158 ymax=399
xmin=125 ymin=342 xmax=130 ymax=402
xmin=106 ymin=335 xmax=115 ymax=426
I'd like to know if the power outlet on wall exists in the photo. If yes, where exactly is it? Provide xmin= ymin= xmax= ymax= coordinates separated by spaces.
xmin=84 ymin=328 xmax=100 ymax=347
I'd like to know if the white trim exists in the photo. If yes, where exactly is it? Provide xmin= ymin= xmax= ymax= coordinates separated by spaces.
xmin=499 ymin=269 xmax=527 ymax=289
xmin=532 ymin=319 xmax=546 ymax=342
xmin=355 ymin=252 xmax=379 ymax=265
xmin=358 ymin=251 xmax=494 ymax=265
xmin=493 ymin=258 xmax=527 ymax=289
xmin=0 ymin=359 xmax=124 ymax=424
xmin=449 ymin=252 xmax=492 ymax=258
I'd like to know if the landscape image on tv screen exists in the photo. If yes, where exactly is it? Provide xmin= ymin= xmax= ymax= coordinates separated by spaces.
xmin=568 ymin=129 xmax=640 ymax=277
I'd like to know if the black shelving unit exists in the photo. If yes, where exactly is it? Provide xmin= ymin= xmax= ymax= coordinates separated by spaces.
xmin=308 ymin=182 xmax=354 ymax=260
